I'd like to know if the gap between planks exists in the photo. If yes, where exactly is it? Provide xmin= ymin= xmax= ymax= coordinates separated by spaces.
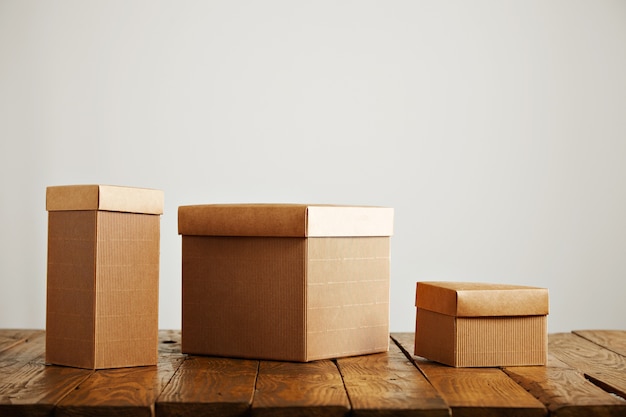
xmin=549 ymin=331 xmax=626 ymax=401
xmin=392 ymin=332 xmax=546 ymax=417
xmin=336 ymin=336 xmax=449 ymax=417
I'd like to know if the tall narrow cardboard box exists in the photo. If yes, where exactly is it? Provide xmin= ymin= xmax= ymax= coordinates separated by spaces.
xmin=46 ymin=185 xmax=163 ymax=369
xmin=415 ymin=281 xmax=549 ymax=367
xmin=178 ymin=204 xmax=394 ymax=362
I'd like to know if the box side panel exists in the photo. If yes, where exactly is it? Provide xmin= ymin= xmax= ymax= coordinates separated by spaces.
xmin=306 ymin=237 xmax=390 ymax=361
xmin=182 ymin=236 xmax=306 ymax=361
xmin=456 ymin=316 xmax=547 ymax=367
xmin=94 ymin=212 xmax=160 ymax=368
xmin=46 ymin=211 xmax=96 ymax=369
xmin=414 ymin=308 xmax=456 ymax=366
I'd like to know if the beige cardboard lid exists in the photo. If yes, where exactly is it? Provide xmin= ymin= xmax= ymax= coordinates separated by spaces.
xmin=46 ymin=185 xmax=164 ymax=214
xmin=415 ymin=281 xmax=549 ymax=317
xmin=178 ymin=204 xmax=394 ymax=237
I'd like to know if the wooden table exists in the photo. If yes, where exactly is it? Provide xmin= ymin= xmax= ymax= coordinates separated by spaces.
xmin=0 ymin=330 xmax=625 ymax=416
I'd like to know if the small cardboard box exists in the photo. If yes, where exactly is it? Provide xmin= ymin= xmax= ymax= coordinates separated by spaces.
xmin=414 ymin=281 xmax=549 ymax=367
xmin=46 ymin=184 xmax=164 ymax=369
xmin=178 ymin=204 xmax=394 ymax=362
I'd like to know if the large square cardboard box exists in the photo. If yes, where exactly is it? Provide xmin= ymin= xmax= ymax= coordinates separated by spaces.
xmin=178 ymin=204 xmax=394 ymax=362
xmin=415 ymin=281 xmax=549 ymax=367
xmin=46 ymin=184 xmax=164 ymax=369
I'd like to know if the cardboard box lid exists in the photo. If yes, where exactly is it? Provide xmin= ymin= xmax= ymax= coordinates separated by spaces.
xmin=415 ymin=281 xmax=549 ymax=317
xmin=178 ymin=204 xmax=394 ymax=237
xmin=46 ymin=185 xmax=164 ymax=215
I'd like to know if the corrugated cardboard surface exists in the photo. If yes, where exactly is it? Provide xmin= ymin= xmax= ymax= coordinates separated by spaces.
xmin=94 ymin=211 xmax=159 ymax=368
xmin=306 ymin=237 xmax=390 ymax=360
xmin=178 ymin=204 xmax=394 ymax=237
xmin=46 ymin=211 xmax=97 ymax=368
xmin=182 ymin=236 xmax=307 ymax=361
xmin=455 ymin=315 xmax=546 ymax=366
xmin=46 ymin=184 xmax=164 ymax=215
xmin=414 ymin=281 xmax=548 ymax=367
xmin=415 ymin=309 xmax=547 ymax=367
xmin=181 ymin=235 xmax=391 ymax=362
xmin=46 ymin=211 xmax=160 ymax=369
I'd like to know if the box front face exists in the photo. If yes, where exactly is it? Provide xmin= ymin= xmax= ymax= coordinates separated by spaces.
xmin=456 ymin=315 xmax=547 ymax=367
xmin=306 ymin=237 xmax=390 ymax=360
xmin=415 ymin=309 xmax=547 ymax=367
xmin=46 ymin=211 xmax=97 ymax=368
xmin=94 ymin=211 xmax=160 ymax=368
xmin=182 ymin=236 xmax=306 ymax=361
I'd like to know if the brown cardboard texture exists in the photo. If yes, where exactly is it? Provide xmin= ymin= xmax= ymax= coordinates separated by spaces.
xmin=46 ymin=185 xmax=163 ymax=369
xmin=179 ymin=204 xmax=394 ymax=362
xmin=46 ymin=184 xmax=164 ymax=214
xmin=414 ymin=281 xmax=549 ymax=367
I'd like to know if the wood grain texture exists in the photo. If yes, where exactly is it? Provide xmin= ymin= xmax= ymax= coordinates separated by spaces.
xmin=2 ymin=329 xmax=626 ymax=416
xmin=53 ymin=331 xmax=185 ymax=417
xmin=550 ymin=332 xmax=626 ymax=399
xmin=0 ymin=330 xmax=92 ymax=417
xmin=251 ymin=360 xmax=350 ymax=417
xmin=156 ymin=356 xmax=258 ymax=417
xmin=337 ymin=338 xmax=449 ymax=417
xmin=503 ymin=352 xmax=626 ymax=417
xmin=0 ymin=331 xmax=46 ymax=364
xmin=0 ymin=330 xmax=43 ymax=355
xmin=393 ymin=332 xmax=545 ymax=417
xmin=55 ymin=356 xmax=183 ymax=417
xmin=416 ymin=363 xmax=546 ymax=417
xmin=0 ymin=363 xmax=92 ymax=417
xmin=573 ymin=330 xmax=626 ymax=357
xmin=157 ymin=330 xmax=183 ymax=357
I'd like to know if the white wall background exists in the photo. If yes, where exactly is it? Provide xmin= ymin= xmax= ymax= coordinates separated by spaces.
xmin=1 ymin=0 xmax=625 ymax=333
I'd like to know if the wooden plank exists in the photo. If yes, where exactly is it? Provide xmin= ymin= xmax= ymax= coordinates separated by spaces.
xmin=251 ymin=359 xmax=350 ymax=417
xmin=0 ymin=362 xmax=93 ymax=417
xmin=415 ymin=362 xmax=546 ymax=417
xmin=393 ymin=332 xmax=545 ymax=417
xmin=0 ymin=331 xmax=46 ymax=366
xmin=503 ymin=352 xmax=626 ymax=417
xmin=337 ymin=338 xmax=449 ymax=417
xmin=0 ymin=330 xmax=43 ymax=355
xmin=573 ymin=330 xmax=626 ymax=357
xmin=53 ymin=330 xmax=185 ymax=417
xmin=550 ymin=332 xmax=626 ymax=399
xmin=157 ymin=330 xmax=183 ymax=357
xmin=0 ymin=330 xmax=92 ymax=417
xmin=156 ymin=356 xmax=258 ymax=417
